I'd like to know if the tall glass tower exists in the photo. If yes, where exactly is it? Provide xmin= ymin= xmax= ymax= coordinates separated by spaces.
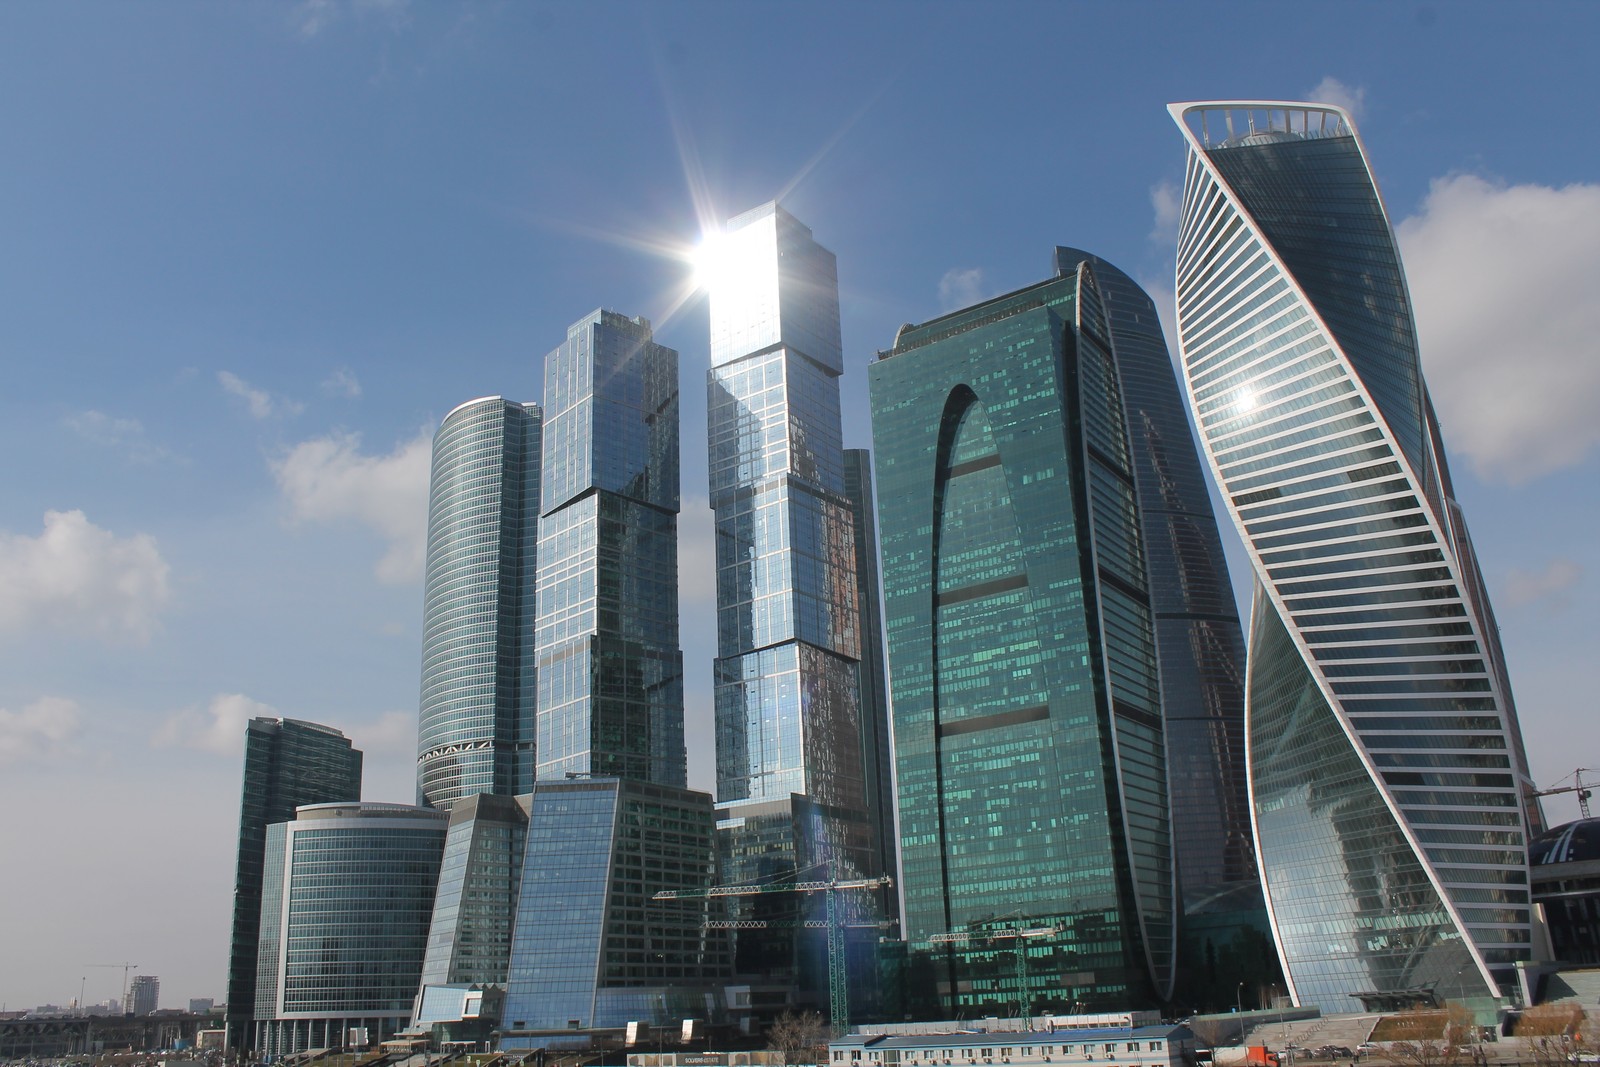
xmin=869 ymin=261 xmax=1175 ymax=1014
xmin=1170 ymin=100 xmax=1540 ymax=1011
xmin=417 ymin=398 xmax=542 ymax=810
xmin=500 ymin=309 xmax=724 ymax=1043
xmin=1053 ymin=249 xmax=1255 ymax=912
xmin=704 ymin=203 xmax=881 ymax=1010
xmin=534 ymin=309 xmax=685 ymax=786
xmin=225 ymin=717 xmax=362 ymax=1051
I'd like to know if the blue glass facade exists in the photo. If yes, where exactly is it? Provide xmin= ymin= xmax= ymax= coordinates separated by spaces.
xmin=418 ymin=398 xmax=543 ymax=810
xmin=704 ymin=204 xmax=881 ymax=1013
xmin=225 ymin=717 xmax=362 ymax=1050
xmin=417 ymin=792 xmax=531 ymax=993
xmin=501 ymin=778 xmax=728 ymax=1042
xmin=1169 ymin=101 xmax=1540 ymax=1011
xmin=869 ymin=263 xmax=1175 ymax=1015
xmin=535 ymin=309 xmax=685 ymax=787
xmin=253 ymin=803 xmax=448 ymax=1056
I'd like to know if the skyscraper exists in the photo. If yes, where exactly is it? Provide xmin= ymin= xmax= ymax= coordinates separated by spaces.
xmin=1053 ymin=249 xmax=1255 ymax=909
xmin=703 ymin=203 xmax=881 ymax=1014
xmin=498 ymin=308 xmax=724 ymax=1044
xmin=418 ymin=398 xmax=542 ymax=810
xmin=534 ymin=309 xmax=685 ymax=786
xmin=225 ymin=717 xmax=362 ymax=1050
xmin=1169 ymin=100 xmax=1539 ymax=1011
xmin=1054 ymin=248 xmax=1272 ymax=1007
xmin=844 ymin=448 xmax=899 ymax=929
xmin=125 ymin=976 xmax=159 ymax=1017
xmin=254 ymin=803 xmax=448 ymax=1057
xmin=869 ymin=259 xmax=1175 ymax=1014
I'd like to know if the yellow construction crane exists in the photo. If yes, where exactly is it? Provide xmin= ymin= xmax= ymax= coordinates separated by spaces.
xmin=1531 ymin=768 xmax=1596 ymax=819
xmin=653 ymin=863 xmax=891 ymax=1031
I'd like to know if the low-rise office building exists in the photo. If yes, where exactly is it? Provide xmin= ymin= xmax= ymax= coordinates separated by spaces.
xmin=832 ymin=1023 xmax=1195 ymax=1067
xmin=253 ymin=803 xmax=448 ymax=1056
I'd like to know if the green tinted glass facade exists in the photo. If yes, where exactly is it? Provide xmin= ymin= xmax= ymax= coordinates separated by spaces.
xmin=869 ymin=265 xmax=1174 ymax=1016
xmin=226 ymin=717 xmax=362 ymax=1051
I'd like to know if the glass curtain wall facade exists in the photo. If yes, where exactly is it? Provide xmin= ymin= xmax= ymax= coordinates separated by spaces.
xmin=416 ymin=793 xmax=532 ymax=993
xmin=500 ymin=778 xmax=728 ymax=1044
xmin=869 ymin=262 xmax=1176 ymax=1015
xmin=1169 ymin=100 xmax=1540 ymax=1011
xmin=704 ymin=203 xmax=880 ymax=1014
xmin=535 ymin=309 xmax=686 ymax=787
xmin=225 ymin=717 xmax=362 ymax=1050
xmin=844 ymin=448 xmax=900 ymax=928
xmin=418 ymin=398 xmax=542 ymax=811
xmin=1053 ymin=249 xmax=1273 ymax=1008
xmin=254 ymin=803 xmax=448 ymax=1057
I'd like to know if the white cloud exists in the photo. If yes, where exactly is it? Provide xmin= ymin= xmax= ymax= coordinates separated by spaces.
xmin=1397 ymin=174 xmax=1600 ymax=483
xmin=1501 ymin=557 xmax=1582 ymax=610
xmin=0 ymin=696 xmax=81 ymax=765
xmin=1149 ymin=181 xmax=1181 ymax=244
xmin=292 ymin=0 xmax=410 ymax=38
xmin=272 ymin=430 xmax=432 ymax=584
xmin=218 ymin=370 xmax=304 ymax=420
xmin=341 ymin=709 xmax=415 ymax=756
xmin=64 ymin=410 xmax=177 ymax=464
xmin=0 ymin=510 xmax=171 ymax=643
xmin=1137 ymin=272 xmax=1180 ymax=365
xmin=154 ymin=692 xmax=276 ymax=756
xmin=321 ymin=367 xmax=363 ymax=399
xmin=1309 ymin=76 xmax=1366 ymax=121
xmin=938 ymin=268 xmax=987 ymax=312
xmin=678 ymin=493 xmax=717 ymax=610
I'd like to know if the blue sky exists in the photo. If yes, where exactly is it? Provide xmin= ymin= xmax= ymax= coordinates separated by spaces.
xmin=1 ymin=1 xmax=1597 ymax=1011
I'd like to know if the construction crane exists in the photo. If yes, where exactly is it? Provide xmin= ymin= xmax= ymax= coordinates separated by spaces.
xmin=929 ymin=923 xmax=1061 ymax=1021
xmin=1531 ymin=768 xmax=1596 ymax=819
xmin=654 ymin=864 xmax=891 ymax=1031
xmin=84 ymin=962 xmax=139 ymax=1008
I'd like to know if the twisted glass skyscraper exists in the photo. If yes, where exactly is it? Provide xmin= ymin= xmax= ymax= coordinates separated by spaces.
xmin=1170 ymin=101 xmax=1539 ymax=1010
xmin=417 ymin=398 xmax=542 ymax=811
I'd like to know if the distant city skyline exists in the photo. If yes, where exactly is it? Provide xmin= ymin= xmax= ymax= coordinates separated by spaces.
xmin=1 ymin=3 xmax=1596 ymax=1012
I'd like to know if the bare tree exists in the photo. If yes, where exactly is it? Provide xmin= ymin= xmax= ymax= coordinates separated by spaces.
xmin=769 ymin=1010 xmax=829 ymax=1067
xmin=1519 ymin=1004 xmax=1592 ymax=1067
xmin=1387 ymin=1005 xmax=1475 ymax=1067
xmin=1188 ymin=1019 xmax=1243 ymax=1050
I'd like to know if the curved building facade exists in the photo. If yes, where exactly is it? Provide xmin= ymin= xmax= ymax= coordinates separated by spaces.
xmin=1053 ymin=249 xmax=1258 ymax=916
xmin=254 ymin=803 xmax=449 ymax=1056
xmin=1169 ymin=101 xmax=1539 ymax=1010
xmin=871 ymin=261 xmax=1175 ymax=1012
xmin=418 ymin=397 xmax=543 ymax=810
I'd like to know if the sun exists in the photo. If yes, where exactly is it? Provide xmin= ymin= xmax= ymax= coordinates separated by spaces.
xmin=688 ymin=230 xmax=733 ymax=294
